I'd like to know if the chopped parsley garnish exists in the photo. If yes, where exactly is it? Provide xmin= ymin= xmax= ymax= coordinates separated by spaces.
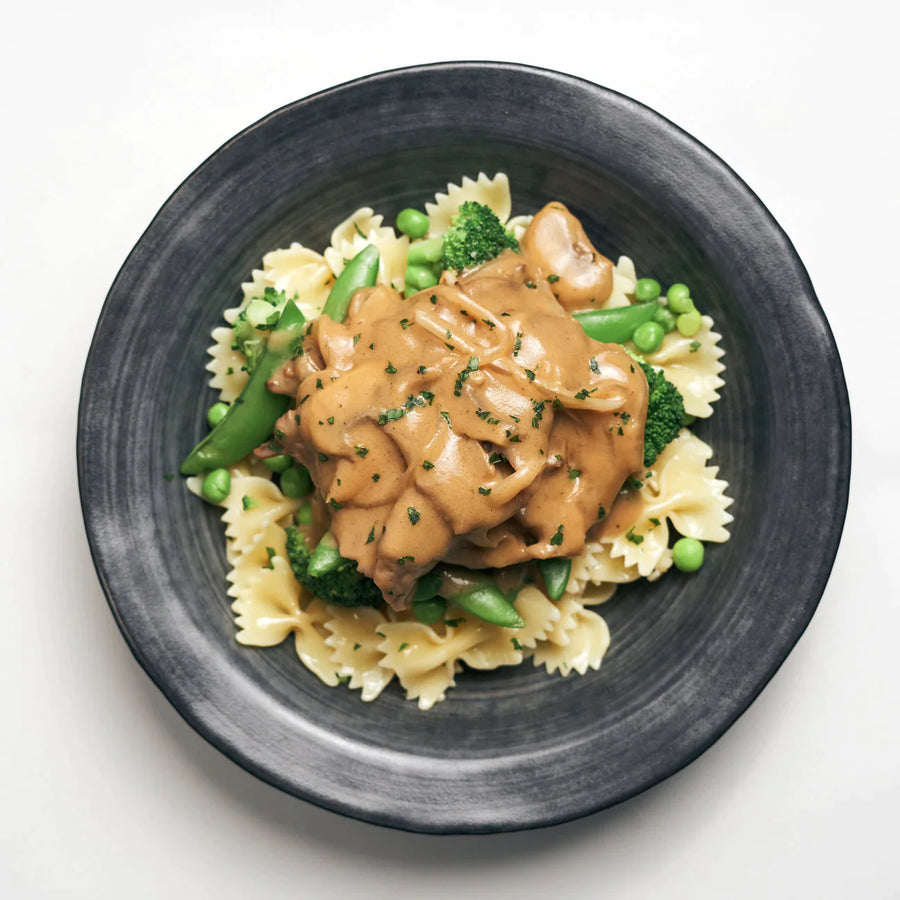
xmin=372 ymin=473 xmax=381 ymax=482
xmin=531 ymin=399 xmax=545 ymax=429
xmin=488 ymin=452 xmax=504 ymax=465
xmin=263 ymin=546 xmax=276 ymax=569
xmin=649 ymin=517 xmax=661 ymax=527
xmin=328 ymin=498 xmax=343 ymax=510
xmin=569 ymin=469 xmax=581 ymax=479
xmin=482 ymin=318 xmax=496 ymax=329
xmin=397 ymin=555 xmax=414 ymax=565
xmin=453 ymin=356 xmax=480 ymax=396
xmin=378 ymin=407 xmax=406 ymax=425
xmin=625 ymin=527 xmax=644 ymax=545
xmin=547 ymin=274 xmax=560 ymax=283
xmin=690 ymin=341 xmax=701 ymax=353
xmin=476 ymin=409 xmax=490 ymax=420
xmin=550 ymin=524 xmax=564 ymax=546
xmin=478 ymin=486 xmax=492 ymax=495
xmin=422 ymin=460 xmax=435 ymax=470
xmin=353 ymin=333 xmax=361 ymax=345
xmin=487 ymin=417 xmax=500 ymax=426
xmin=400 ymin=318 xmax=412 ymax=329
xmin=326 ymin=416 xmax=334 ymax=425
xmin=353 ymin=642 xmax=362 ymax=650
xmin=440 ymin=411 xmax=451 ymax=426
xmin=524 ymin=280 xmax=537 ymax=289
xmin=511 ymin=637 xmax=524 ymax=650
xmin=574 ymin=387 xmax=597 ymax=400
xmin=598 ymin=506 xmax=606 ymax=519
xmin=353 ymin=222 xmax=366 ymax=238
xmin=429 ymin=294 xmax=438 ymax=304
xmin=407 ymin=507 xmax=421 ymax=525
xmin=620 ymin=411 xmax=631 ymax=423
xmin=242 ymin=495 xmax=258 ymax=510
xmin=299 ymin=394 xmax=310 ymax=405
xmin=417 ymin=365 xmax=427 ymax=374
xmin=524 ymin=368 xmax=536 ymax=381
xmin=399 ymin=643 xmax=409 ymax=652
xmin=385 ymin=362 xmax=397 ymax=374
xmin=315 ymin=378 xmax=323 ymax=389
xmin=553 ymin=397 xmax=563 ymax=410
xmin=318 ymin=452 xmax=328 ymax=462
xmin=444 ymin=618 xmax=463 ymax=627
xmin=513 ymin=332 xmax=523 ymax=356
xmin=590 ymin=357 xmax=600 ymax=374
xmin=355 ymin=445 xmax=369 ymax=458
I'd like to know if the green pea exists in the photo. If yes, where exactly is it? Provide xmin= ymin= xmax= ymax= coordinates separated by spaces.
xmin=634 ymin=278 xmax=661 ymax=302
xmin=396 ymin=208 xmax=430 ymax=239
xmin=672 ymin=537 xmax=704 ymax=572
xmin=413 ymin=597 xmax=447 ymax=625
xmin=403 ymin=283 xmax=419 ymax=299
xmin=207 ymin=402 xmax=229 ymax=428
xmin=653 ymin=306 xmax=677 ymax=333
xmin=263 ymin=454 xmax=293 ymax=473
xmin=280 ymin=465 xmax=313 ymax=498
xmin=677 ymin=310 xmax=702 ymax=337
xmin=296 ymin=502 xmax=314 ymax=525
xmin=407 ymin=237 xmax=445 ymax=265
xmin=666 ymin=283 xmax=694 ymax=314
xmin=405 ymin=263 xmax=440 ymax=291
xmin=201 ymin=468 xmax=231 ymax=504
xmin=632 ymin=320 xmax=665 ymax=354
xmin=308 ymin=531 xmax=343 ymax=577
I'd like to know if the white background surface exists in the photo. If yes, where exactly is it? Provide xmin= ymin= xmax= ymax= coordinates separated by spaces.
xmin=2 ymin=1 xmax=897 ymax=897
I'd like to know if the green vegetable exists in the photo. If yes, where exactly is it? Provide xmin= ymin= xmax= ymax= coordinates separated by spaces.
xmin=262 ymin=454 xmax=292 ymax=473
xmin=396 ymin=208 xmax=430 ymax=239
xmin=308 ymin=531 xmax=342 ymax=576
xmin=405 ymin=263 xmax=440 ymax=291
xmin=666 ymin=283 xmax=694 ymax=314
xmin=181 ymin=300 xmax=306 ymax=475
xmin=407 ymin=237 xmax=445 ymax=265
xmin=634 ymin=278 xmax=661 ymax=302
xmin=280 ymin=465 xmax=313 ymax=498
xmin=441 ymin=201 xmax=519 ymax=270
xmin=207 ymin=402 xmax=229 ymax=428
xmin=640 ymin=361 xmax=685 ymax=467
xmin=537 ymin=557 xmax=571 ymax=602
xmin=201 ymin=468 xmax=231 ymax=504
xmin=413 ymin=597 xmax=447 ymax=625
xmin=231 ymin=287 xmax=291 ymax=374
xmin=653 ymin=306 xmax=677 ymax=333
xmin=296 ymin=502 xmax=314 ymax=525
xmin=322 ymin=245 xmax=380 ymax=323
xmin=454 ymin=584 xmax=524 ymax=628
xmin=672 ymin=537 xmax=705 ymax=572
xmin=632 ymin=320 xmax=665 ymax=354
xmin=285 ymin=527 xmax=382 ymax=608
xmin=574 ymin=300 xmax=660 ymax=344
xmin=677 ymin=310 xmax=702 ymax=337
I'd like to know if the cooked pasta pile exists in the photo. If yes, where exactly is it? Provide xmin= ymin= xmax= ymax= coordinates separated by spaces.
xmin=187 ymin=173 xmax=733 ymax=709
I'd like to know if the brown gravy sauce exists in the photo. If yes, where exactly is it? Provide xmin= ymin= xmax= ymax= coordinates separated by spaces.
xmin=269 ymin=203 xmax=647 ymax=608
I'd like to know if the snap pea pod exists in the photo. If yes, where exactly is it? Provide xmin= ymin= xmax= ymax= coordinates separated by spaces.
xmin=537 ymin=557 xmax=572 ymax=602
xmin=573 ymin=300 xmax=660 ymax=344
xmin=308 ymin=531 xmax=342 ymax=577
xmin=180 ymin=300 xmax=306 ymax=475
xmin=411 ymin=566 xmax=524 ymax=628
xmin=321 ymin=244 xmax=380 ymax=322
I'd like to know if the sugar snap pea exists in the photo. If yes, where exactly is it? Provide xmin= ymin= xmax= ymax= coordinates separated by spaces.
xmin=321 ymin=244 xmax=380 ymax=322
xmin=308 ymin=531 xmax=343 ymax=577
xmin=574 ymin=300 xmax=660 ymax=344
xmin=537 ymin=557 xmax=571 ymax=602
xmin=181 ymin=300 xmax=306 ymax=475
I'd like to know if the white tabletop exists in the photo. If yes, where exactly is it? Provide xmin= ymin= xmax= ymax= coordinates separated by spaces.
xmin=2 ymin=1 xmax=896 ymax=896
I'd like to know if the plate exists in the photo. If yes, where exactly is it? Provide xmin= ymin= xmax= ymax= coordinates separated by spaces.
xmin=78 ymin=62 xmax=851 ymax=833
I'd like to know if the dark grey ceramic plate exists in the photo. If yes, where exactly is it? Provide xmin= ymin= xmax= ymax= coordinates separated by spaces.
xmin=78 ymin=62 xmax=850 ymax=833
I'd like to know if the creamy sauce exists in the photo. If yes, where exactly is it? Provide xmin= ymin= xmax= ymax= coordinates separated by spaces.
xmin=270 ymin=203 xmax=647 ymax=608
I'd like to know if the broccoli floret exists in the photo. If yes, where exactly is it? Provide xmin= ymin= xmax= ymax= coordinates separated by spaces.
xmin=284 ymin=526 xmax=382 ymax=608
xmin=441 ymin=201 xmax=520 ymax=270
xmin=231 ymin=287 xmax=290 ymax=373
xmin=639 ymin=361 xmax=685 ymax=467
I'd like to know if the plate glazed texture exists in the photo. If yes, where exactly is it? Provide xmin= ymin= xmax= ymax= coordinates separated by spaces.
xmin=78 ymin=62 xmax=850 ymax=833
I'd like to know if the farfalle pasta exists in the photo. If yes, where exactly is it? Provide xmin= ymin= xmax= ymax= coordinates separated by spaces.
xmin=184 ymin=173 xmax=734 ymax=709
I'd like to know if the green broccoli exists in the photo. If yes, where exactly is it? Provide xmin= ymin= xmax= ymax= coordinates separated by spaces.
xmin=639 ymin=361 xmax=685 ymax=468
xmin=441 ymin=201 xmax=520 ymax=270
xmin=284 ymin=526 xmax=382 ymax=608
xmin=231 ymin=287 xmax=290 ymax=373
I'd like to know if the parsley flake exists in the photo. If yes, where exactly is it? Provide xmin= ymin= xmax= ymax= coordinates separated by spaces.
xmin=625 ymin=527 xmax=644 ymax=545
xmin=550 ymin=524 xmax=564 ymax=546
xmin=407 ymin=507 xmax=421 ymax=525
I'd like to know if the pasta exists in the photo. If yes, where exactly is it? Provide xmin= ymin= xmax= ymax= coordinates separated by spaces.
xmin=186 ymin=173 xmax=734 ymax=709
